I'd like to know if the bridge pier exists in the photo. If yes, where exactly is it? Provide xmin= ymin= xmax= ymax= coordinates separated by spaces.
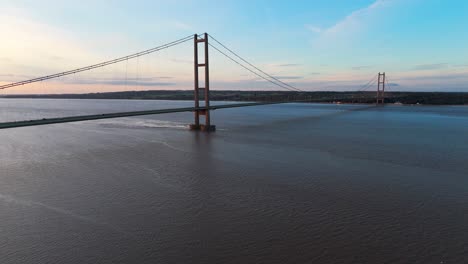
xmin=190 ymin=33 xmax=216 ymax=132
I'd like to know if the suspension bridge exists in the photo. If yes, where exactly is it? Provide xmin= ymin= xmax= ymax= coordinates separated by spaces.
xmin=0 ymin=33 xmax=388 ymax=131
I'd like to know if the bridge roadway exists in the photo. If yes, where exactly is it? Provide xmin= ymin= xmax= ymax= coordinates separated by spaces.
xmin=0 ymin=101 xmax=289 ymax=129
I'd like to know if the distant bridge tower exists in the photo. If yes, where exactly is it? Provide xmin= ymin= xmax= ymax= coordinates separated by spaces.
xmin=376 ymin=72 xmax=386 ymax=105
xmin=190 ymin=33 xmax=216 ymax=132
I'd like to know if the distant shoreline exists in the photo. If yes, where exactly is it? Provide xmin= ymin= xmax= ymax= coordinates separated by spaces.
xmin=1 ymin=90 xmax=468 ymax=105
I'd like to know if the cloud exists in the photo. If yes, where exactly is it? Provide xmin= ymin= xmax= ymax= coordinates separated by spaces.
xmin=310 ymin=0 xmax=396 ymax=48
xmin=326 ymin=0 xmax=391 ymax=34
xmin=397 ymin=72 xmax=468 ymax=81
xmin=352 ymin=65 xmax=373 ymax=70
xmin=0 ymin=8 xmax=99 ymax=73
xmin=305 ymin=24 xmax=322 ymax=33
xmin=49 ymin=56 xmax=66 ymax=61
xmin=272 ymin=63 xmax=302 ymax=67
xmin=272 ymin=76 xmax=303 ymax=80
xmin=172 ymin=21 xmax=192 ymax=31
xmin=0 ymin=73 xmax=36 ymax=81
xmin=98 ymin=80 xmax=175 ymax=87
xmin=411 ymin=63 xmax=449 ymax=71
xmin=170 ymin=58 xmax=192 ymax=64
xmin=70 ymin=77 xmax=176 ymax=87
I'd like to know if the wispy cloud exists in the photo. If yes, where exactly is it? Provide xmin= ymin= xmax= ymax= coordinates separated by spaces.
xmin=352 ymin=65 xmax=373 ymax=70
xmin=0 ymin=9 xmax=98 ymax=72
xmin=272 ymin=63 xmax=302 ymax=67
xmin=170 ymin=58 xmax=192 ymax=64
xmin=397 ymin=72 xmax=468 ymax=81
xmin=70 ymin=77 xmax=175 ymax=87
xmin=0 ymin=73 xmax=36 ymax=81
xmin=305 ymin=24 xmax=322 ymax=33
xmin=326 ymin=0 xmax=392 ymax=35
xmin=0 ymin=57 xmax=11 ymax=62
xmin=452 ymin=64 xmax=468 ymax=68
xmin=411 ymin=63 xmax=449 ymax=70
xmin=172 ymin=21 xmax=192 ymax=31
xmin=310 ymin=0 xmax=396 ymax=47
xmin=49 ymin=56 xmax=66 ymax=61
xmin=272 ymin=75 xmax=303 ymax=80
xmin=94 ymin=80 xmax=175 ymax=87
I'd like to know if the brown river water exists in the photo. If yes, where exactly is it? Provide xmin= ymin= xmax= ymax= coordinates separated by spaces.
xmin=0 ymin=99 xmax=467 ymax=263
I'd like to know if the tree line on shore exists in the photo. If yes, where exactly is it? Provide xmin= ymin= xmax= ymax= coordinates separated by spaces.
xmin=2 ymin=90 xmax=468 ymax=105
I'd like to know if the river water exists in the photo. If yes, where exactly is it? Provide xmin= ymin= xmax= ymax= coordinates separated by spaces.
xmin=0 ymin=99 xmax=467 ymax=263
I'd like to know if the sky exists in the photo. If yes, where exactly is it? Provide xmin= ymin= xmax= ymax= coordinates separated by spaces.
xmin=0 ymin=0 xmax=467 ymax=94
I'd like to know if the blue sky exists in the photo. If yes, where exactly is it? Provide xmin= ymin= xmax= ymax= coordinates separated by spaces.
xmin=0 ymin=0 xmax=467 ymax=93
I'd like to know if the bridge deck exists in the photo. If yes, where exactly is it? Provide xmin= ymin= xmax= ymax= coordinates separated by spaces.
xmin=0 ymin=101 xmax=287 ymax=129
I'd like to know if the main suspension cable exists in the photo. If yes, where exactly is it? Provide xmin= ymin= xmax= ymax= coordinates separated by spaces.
xmin=208 ymin=43 xmax=300 ymax=92
xmin=0 ymin=35 xmax=193 ymax=90
xmin=208 ymin=34 xmax=302 ymax=92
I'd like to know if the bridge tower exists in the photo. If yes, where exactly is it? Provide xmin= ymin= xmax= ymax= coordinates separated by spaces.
xmin=190 ymin=33 xmax=216 ymax=132
xmin=376 ymin=72 xmax=386 ymax=105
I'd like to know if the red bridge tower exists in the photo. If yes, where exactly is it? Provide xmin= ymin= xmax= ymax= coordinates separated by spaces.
xmin=190 ymin=33 xmax=216 ymax=132
xmin=376 ymin=72 xmax=386 ymax=105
